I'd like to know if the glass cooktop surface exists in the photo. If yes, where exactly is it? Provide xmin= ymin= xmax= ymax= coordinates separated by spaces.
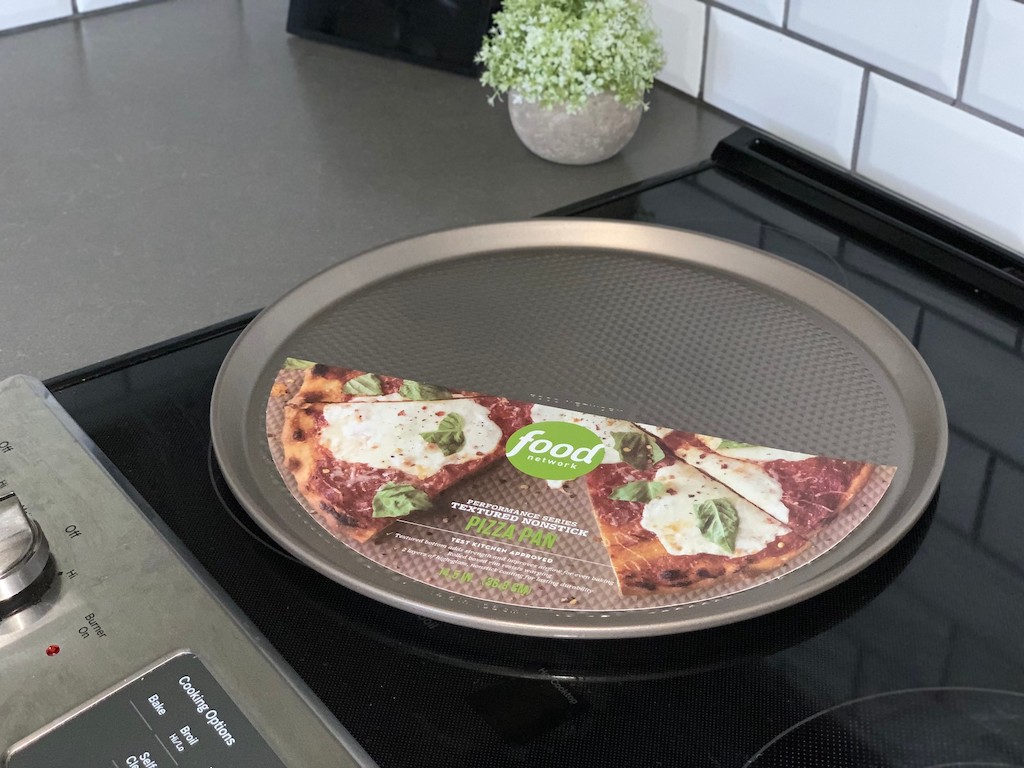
xmin=50 ymin=145 xmax=1024 ymax=767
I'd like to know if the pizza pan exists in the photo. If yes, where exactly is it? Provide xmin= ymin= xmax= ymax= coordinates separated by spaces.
xmin=210 ymin=220 xmax=946 ymax=638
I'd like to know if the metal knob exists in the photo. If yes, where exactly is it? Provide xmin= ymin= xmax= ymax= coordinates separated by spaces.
xmin=0 ymin=492 xmax=53 ymax=619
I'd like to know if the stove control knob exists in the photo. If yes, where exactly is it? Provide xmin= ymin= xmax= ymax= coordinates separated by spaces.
xmin=0 ymin=492 xmax=54 ymax=620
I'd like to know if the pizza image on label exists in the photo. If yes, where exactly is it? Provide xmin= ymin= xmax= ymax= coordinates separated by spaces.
xmin=282 ymin=359 xmax=483 ymax=406
xmin=641 ymin=428 xmax=874 ymax=537
xmin=586 ymin=459 xmax=810 ymax=595
xmin=267 ymin=359 xmax=896 ymax=608
xmin=526 ymin=407 xmax=814 ymax=595
xmin=276 ymin=361 xmax=530 ymax=543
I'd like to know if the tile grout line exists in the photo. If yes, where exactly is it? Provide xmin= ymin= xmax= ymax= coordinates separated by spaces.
xmin=698 ymin=3 xmax=1024 ymax=161
xmin=698 ymin=1 xmax=712 ymax=100
xmin=704 ymin=3 xmax=959 ymax=106
xmin=2 ymin=0 xmax=159 ymax=36
xmin=782 ymin=0 xmax=791 ymax=28
xmin=957 ymin=101 xmax=1024 ymax=140
xmin=849 ymin=69 xmax=871 ymax=173
xmin=956 ymin=0 xmax=982 ymax=103
xmin=703 ymin=0 xmax=782 ymax=29
xmin=696 ymin=3 xmax=1024 ymax=139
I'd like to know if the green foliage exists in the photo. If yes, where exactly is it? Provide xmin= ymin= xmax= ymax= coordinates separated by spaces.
xmin=476 ymin=0 xmax=666 ymax=112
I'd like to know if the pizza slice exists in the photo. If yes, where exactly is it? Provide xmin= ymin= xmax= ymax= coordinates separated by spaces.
xmin=283 ymin=359 xmax=481 ymax=406
xmin=642 ymin=428 xmax=875 ymax=537
xmin=279 ymin=395 xmax=531 ymax=543
xmin=585 ymin=457 xmax=808 ymax=596
xmin=524 ymin=406 xmax=809 ymax=596
xmin=272 ymin=360 xmax=531 ymax=542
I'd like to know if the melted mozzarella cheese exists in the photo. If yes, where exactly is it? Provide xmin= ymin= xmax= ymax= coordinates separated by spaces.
xmin=696 ymin=434 xmax=814 ymax=463
xmin=641 ymin=463 xmax=790 ymax=557
xmin=529 ymin=405 xmax=643 ymax=465
xmin=635 ymin=429 xmax=808 ymax=523
xmin=673 ymin=444 xmax=791 ymax=524
xmin=320 ymin=400 xmax=501 ymax=478
xmin=640 ymin=426 xmax=812 ymax=463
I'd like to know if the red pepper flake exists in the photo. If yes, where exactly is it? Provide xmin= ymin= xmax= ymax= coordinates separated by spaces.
xmin=397 ymin=410 xmax=406 ymax=416
xmin=435 ymin=411 xmax=445 ymax=417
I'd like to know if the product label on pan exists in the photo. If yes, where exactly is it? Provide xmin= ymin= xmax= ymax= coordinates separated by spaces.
xmin=265 ymin=359 xmax=897 ymax=611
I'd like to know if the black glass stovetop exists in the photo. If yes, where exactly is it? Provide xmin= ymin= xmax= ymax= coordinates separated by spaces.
xmin=49 ymin=131 xmax=1024 ymax=767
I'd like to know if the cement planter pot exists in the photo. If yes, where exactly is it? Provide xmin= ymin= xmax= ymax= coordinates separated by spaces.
xmin=508 ymin=90 xmax=643 ymax=165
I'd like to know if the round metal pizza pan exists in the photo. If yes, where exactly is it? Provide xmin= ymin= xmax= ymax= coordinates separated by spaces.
xmin=210 ymin=219 xmax=947 ymax=639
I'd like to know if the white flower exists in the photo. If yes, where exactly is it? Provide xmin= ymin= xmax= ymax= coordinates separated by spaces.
xmin=475 ymin=0 xmax=666 ymax=113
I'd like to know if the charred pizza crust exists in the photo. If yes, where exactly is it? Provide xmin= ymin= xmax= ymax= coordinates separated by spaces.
xmin=585 ymin=461 xmax=809 ymax=596
xmin=279 ymin=394 xmax=531 ymax=543
xmin=279 ymin=404 xmax=391 ymax=542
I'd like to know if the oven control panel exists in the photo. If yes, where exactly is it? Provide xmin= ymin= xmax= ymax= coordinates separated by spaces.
xmin=0 ymin=376 xmax=376 ymax=768
xmin=7 ymin=653 xmax=287 ymax=767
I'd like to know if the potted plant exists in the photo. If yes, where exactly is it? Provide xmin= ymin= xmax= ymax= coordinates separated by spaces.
xmin=475 ymin=0 xmax=665 ymax=165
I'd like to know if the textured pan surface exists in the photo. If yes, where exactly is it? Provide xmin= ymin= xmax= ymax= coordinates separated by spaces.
xmin=211 ymin=220 xmax=946 ymax=638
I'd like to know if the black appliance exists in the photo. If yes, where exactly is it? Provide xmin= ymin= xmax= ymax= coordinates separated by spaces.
xmin=287 ymin=0 xmax=501 ymax=76
xmin=25 ymin=129 xmax=1024 ymax=765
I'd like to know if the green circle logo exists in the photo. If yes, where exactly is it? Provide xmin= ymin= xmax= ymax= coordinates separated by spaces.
xmin=505 ymin=421 xmax=605 ymax=481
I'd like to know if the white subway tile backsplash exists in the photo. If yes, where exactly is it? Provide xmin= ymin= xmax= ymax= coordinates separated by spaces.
xmin=703 ymin=9 xmax=863 ymax=168
xmin=650 ymin=0 xmax=706 ymax=97
xmin=712 ymin=0 xmax=784 ymax=26
xmin=788 ymin=0 xmax=972 ymax=96
xmin=963 ymin=0 xmax=1024 ymax=130
xmin=77 ymin=0 xmax=139 ymax=10
xmin=0 ymin=0 xmax=71 ymax=31
xmin=859 ymin=76 xmax=1024 ymax=255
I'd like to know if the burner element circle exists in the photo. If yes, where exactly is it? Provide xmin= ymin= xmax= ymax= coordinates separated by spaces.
xmin=745 ymin=687 xmax=1024 ymax=767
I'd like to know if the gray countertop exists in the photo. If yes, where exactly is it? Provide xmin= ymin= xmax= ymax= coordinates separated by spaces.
xmin=0 ymin=0 xmax=737 ymax=382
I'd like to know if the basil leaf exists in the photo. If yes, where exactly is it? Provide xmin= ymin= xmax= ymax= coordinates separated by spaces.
xmin=420 ymin=413 xmax=466 ymax=456
xmin=283 ymin=357 xmax=316 ymax=370
xmin=693 ymin=498 xmax=740 ymax=553
xmin=611 ymin=431 xmax=665 ymax=469
xmin=343 ymin=373 xmax=383 ymax=396
xmin=609 ymin=480 xmax=666 ymax=503
xmin=371 ymin=483 xmax=432 ymax=518
xmin=717 ymin=439 xmax=754 ymax=450
xmin=399 ymin=380 xmax=451 ymax=400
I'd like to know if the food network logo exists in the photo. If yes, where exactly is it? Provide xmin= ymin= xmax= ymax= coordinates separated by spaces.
xmin=505 ymin=422 xmax=604 ymax=481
